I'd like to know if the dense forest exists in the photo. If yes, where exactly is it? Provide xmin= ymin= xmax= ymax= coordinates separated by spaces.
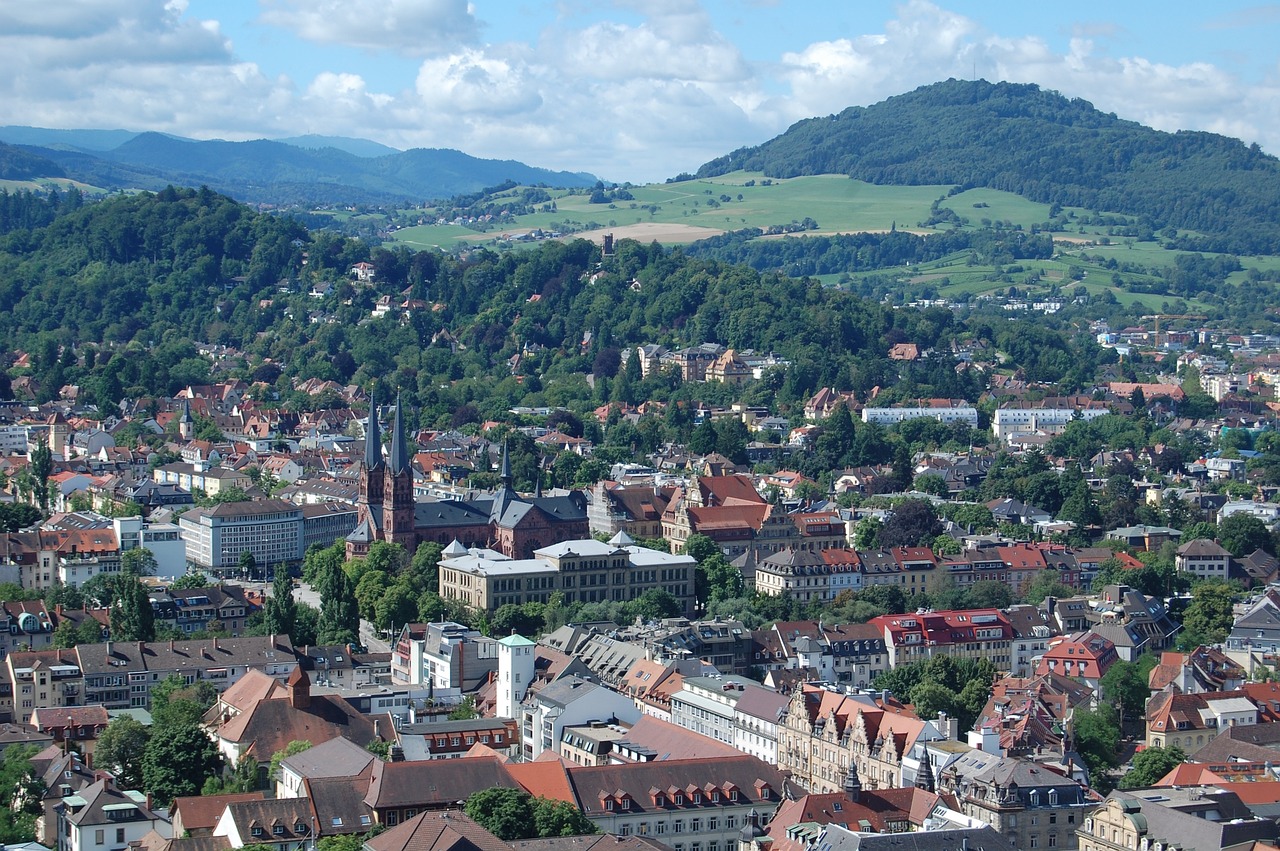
xmin=0 ymin=187 xmax=1107 ymax=431
xmin=696 ymin=80 xmax=1280 ymax=254
xmin=683 ymin=226 xmax=1054 ymax=277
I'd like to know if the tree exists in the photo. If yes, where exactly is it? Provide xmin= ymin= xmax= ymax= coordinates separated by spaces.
xmin=1219 ymin=513 xmax=1273 ymax=558
xmin=448 ymin=696 xmax=479 ymax=721
xmin=238 ymin=550 xmax=258 ymax=580
xmin=1100 ymin=658 xmax=1152 ymax=722
xmin=268 ymin=740 xmax=313 ymax=782
xmin=29 ymin=443 xmax=52 ymax=511
xmin=0 ymin=745 xmax=43 ymax=842
xmin=150 ymin=674 xmax=218 ymax=730
xmin=110 ymin=555 xmax=156 ymax=641
xmin=531 ymin=797 xmax=598 ymax=837
xmin=1180 ymin=582 xmax=1236 ymax=647
xmin=878 ymin=499 xmax=941 ymax=547
xmin=1118 ymin=745 xmax=1186 ymax=789
xmin=142 ymin=721 xmax=223 ymax=806
xmin=957 ymin=581 xmax=1009 ymax=610
xmin=465 ymin=788 xmax=535 ymax=840
xmin=914 ymin=473 xmax=949 ymax=497
xmin=1072 ymin=703 xmax=1121 ymax=786
xmin=94 ymin=715 xmax=151 ymax=791
xmin=262 ymin=563 xmax=297 ymax=638
xmin=122 ymin=546 xmax=158 ymax=577
xmin=168 ymin=570 xmax=213 ymax=590
xmin=315 ymin=548 xmax=360 ymax=646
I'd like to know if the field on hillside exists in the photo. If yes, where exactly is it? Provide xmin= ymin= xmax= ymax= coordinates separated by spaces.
xmin=381 ymin=171 xmax=1275 ymax=312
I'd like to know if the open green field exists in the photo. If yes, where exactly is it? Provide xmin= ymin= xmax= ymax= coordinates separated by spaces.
xmin=379 ymin=172 xmax=1279 ymax=307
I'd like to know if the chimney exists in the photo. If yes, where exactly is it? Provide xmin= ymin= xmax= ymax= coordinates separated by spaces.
xmin=373 ymin=718 xmax=380 ymax=739
xmin=105 ymin=640 xmax=113 ymax=657
xmin=213 ymin=636 xmax=219 ymax=651
xmin=168 ymin=639 xmax=174 ymax=652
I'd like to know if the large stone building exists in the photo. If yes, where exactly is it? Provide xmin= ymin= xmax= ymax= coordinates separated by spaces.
xmin=942 ymin=756 xmax=1092 ymax=851
xmin=778 ymin=684 xmax=947 ymax=793
xmin=438 ymin=535 xmax=696 ymax=616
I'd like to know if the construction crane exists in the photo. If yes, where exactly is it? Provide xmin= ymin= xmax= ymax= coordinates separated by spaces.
xmin=1140 ymin=314 xmax=1207 ymax=348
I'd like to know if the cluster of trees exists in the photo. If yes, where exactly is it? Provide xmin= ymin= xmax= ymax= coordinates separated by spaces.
xmin=92 ymin=675 xmax=224 ymax=807
xmin=872 ymin=655 xmax=997 ymax=734
xmin=463 ymin=787 xmax=596 ymax=840
xmin=0 ymin=745 xmax=44 ymax=842
xmin=685 ymin=226 xmax=1053 ymax=278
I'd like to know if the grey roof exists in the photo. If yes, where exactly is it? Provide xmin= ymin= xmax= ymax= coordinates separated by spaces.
xmin=535 ymin=675 xmax=602 ymax=708
xmin=819 ymin=824 xmax=1015 ymax=851
xmin=64 ymin=780 xmax=157 ymax=827
xmin=278 ymin=735 xmax=376 ymax=780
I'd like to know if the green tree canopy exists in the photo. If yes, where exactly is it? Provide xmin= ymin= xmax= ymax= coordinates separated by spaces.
xmin=94 ymin=715 xmax=151 ymax=791
xmin=1118 ymin=745 xmax=1186 ymax=789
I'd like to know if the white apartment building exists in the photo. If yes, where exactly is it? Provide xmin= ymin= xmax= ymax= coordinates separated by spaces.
xmin=861 ymin=406 xmax=979 ymax=426
xmin=993 ymin=406 xmax=1109 ymax=442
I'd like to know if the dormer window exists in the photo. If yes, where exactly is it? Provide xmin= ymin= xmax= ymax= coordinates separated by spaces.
xmin=606 ymin=799 xmax=615 ymax=812
xmin=273 ymin=825 xmax=285 ymax=836
xmin=621 ymin=797 xmax=632 ymax=811
xmin=295 ymin=823 xmax=308 ymax=834
xmin=251 ymin=826 xmax=264 ymax=838
xmin=675 ymin=794 xmax=685 ymax=806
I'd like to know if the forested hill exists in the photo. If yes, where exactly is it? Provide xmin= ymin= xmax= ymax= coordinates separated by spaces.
xmin=8 ymin=133 xmax=598 ymax=207
xmin=1 ymin=187 xmax=1059 ymax=413
xmin=696 ymin=79 xmax=1280 ymax=253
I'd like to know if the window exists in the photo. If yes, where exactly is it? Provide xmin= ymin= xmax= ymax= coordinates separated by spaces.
xmin=657 ymin=823 xmax=668 ymax=835
xmin=274 ymin=825 xmax=285 ymax=836
xmin=1029 ymin=836 xmax=1038 ymax=848
xmin=674 ymin=821 xmax=684 ymax=834
xmin=709 ymin=818 xmax=719 ymax=832
xmin=620 ymin=825 xmax=632 ymax=837
xmin=1048 ymin=834 xmax=1057 ymax=848
xmin=692 ymin=819 xmax=702 ymax=833
xmin=332 ymin=818 xmax=344 ymax=827
xmin=251 ymin=827 xmax=264 ymax=838
xmin=606 ymin=800 xmax=615 ymax=812
xmin=95 ymin=830 xmax=105 ymax=845
xmin=117 ymin=829 xmax=125 ymax=843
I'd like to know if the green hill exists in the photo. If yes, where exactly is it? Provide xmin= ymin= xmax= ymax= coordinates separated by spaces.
xmin=696 ymin=79 xmax=1280 ymax=253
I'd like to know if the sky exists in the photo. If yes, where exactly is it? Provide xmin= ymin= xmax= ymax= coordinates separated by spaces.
xmin=3 ymin=1 xmax=1280 ymax=184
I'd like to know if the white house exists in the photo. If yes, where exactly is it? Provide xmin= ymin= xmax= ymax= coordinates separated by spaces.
xmin=55 ymin=781 xmax=162 ymax=851
xmin=522 ymin=674 xmax=640 ymax=761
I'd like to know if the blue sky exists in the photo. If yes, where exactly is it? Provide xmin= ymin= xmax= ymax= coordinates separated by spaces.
xmin=4 ymin=1 xmax=1280 ymax=183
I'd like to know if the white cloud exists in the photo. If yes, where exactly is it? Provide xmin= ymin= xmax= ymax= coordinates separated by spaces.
xmin=258 ymin=0 xmax=480 ymax=56
xmin=5 ymin=0 xmax=1280 ymax=185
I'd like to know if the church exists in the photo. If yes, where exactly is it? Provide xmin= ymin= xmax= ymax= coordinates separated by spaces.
xmin=345 ymin=397 xmax=589 ymax=560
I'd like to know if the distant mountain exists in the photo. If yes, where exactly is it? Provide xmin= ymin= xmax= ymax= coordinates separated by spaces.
xmin=0 ymin=141 xmax=65 ymax=181
xmin=697 ymin=79 xmax=1280 ymax=253
xmin=4 ymin=128 xmax=598 ymax=206
xmin=0 ymin=126 xmax=142 ymax=151
xmin=275 ymin=135 xmax=402 ymax=158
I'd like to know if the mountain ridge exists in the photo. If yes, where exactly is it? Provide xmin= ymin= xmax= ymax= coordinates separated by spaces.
xmin=0 ymin=129 xmax=598 ymax=207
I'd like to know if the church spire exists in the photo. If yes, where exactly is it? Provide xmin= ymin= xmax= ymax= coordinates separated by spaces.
xmin=388 ymin=392 xmax=410 ymax=475
xmin=500 ymin=440 xmax=512 ymax=487
xmin=364 ymin=394 xmax=383 ymax=471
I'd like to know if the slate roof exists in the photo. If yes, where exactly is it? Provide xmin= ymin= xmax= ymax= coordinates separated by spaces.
xmin=363 ymin=754 xmax=520 ymax=810
xmin=364 ymin=810 xmax=511 ymax=851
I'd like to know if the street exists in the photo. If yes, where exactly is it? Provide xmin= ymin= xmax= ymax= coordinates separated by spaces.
xmin=247 ymin=580 xmax=391 ymax=653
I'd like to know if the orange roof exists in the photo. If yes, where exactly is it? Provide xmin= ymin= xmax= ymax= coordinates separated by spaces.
xmin=508 ymin=759 xmax=576 ymax=804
